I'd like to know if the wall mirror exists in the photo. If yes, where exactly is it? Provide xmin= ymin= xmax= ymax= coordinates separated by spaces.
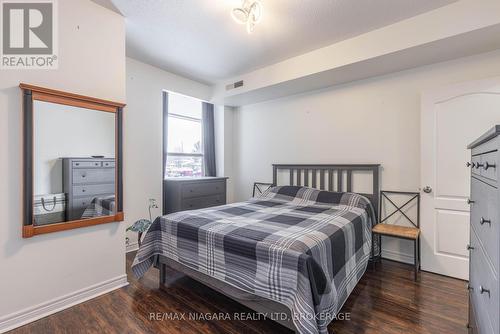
xmin=20 ymin=83 xmax=125 ymax=238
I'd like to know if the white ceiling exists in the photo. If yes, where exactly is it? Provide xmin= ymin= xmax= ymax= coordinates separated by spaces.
xmin=110 ymin=0 xmax=457 ymax=84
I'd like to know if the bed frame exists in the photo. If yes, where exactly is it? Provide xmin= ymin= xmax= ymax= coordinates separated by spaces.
xmin=272 ymin=164 xmax=380 ymax=218
xmin=158 ymin=163 xmax=380 ymax=332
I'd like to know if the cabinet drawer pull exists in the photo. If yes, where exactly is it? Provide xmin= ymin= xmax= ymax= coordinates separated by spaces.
xmin=475 ymin=163 xmax=483 ymax=169
xmin=467 ymin=198 xmax=475 ymax=205
xmin=466 ymin=283 xmax=473 ymax=291
xmin=480 ymin=217 xmax=491 ymax=226
xmin=466 ymin=162 xmax=472 ymax=167
xmin=484 ymin=161 xmax=496 ymax=170
xmin=466 ymin=244 xmax=474 ymax=250
xmin=479 ymin=286 xmax=490 ymax=297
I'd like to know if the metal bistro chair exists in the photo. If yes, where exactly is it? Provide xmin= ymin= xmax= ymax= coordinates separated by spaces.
xmin=372 ymin=190 xmax=421 ymax=281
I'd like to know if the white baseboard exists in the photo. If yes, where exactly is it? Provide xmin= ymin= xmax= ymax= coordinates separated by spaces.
xmin=381 ymin=248 xmax=414 ymax=264
xmin=126 ymin=241 xmax=139 ymax=253
xmin=0 ymin=275 xmax=128 ymax=333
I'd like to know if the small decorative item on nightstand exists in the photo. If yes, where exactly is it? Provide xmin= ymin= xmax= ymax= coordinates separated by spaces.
xmin=252 ymin=182 xmax=273 ymax=197
xmin=372 ymin=190 xmax=421 ymax=281
xmin=126 ymin=199 xmax=158 ymax=247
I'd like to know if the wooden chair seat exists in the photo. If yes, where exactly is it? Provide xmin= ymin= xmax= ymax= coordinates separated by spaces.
xmin=372 ymin=224 xmax=420 ymax=240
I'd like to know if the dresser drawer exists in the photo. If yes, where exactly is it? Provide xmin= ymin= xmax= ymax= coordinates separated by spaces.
xmin=72 ymin=197 xmax=94 ymax=210
xmin=471 ymin=177 xmax=499 ymax=275
xmin=73 ymin=168 xmax=115 ymax=184
xmin=470 ymin=229 xmax=499 ymax=334
xmin=181 ymin=195 xmax=224 ymax=211
xmin=181 ymin=181 xmax=225 ymax=199
xmin=72 ymin=161 xmax=102 ymax=168
xmin=73 ymin=184 xmax=114 ymax=197
xmin=472 ymin=136 xmax=499 ymax=156
xmin=479 ymin=151 xmax=498 ymax=182
xmin=103 ymin=161 xmax=115 ymax=168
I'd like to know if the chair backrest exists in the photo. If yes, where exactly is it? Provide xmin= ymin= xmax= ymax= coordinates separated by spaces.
xmin=253 ymin=182 xmax=273 ymax=197
xmin=379 ymin=190 xmax=420 ymax=228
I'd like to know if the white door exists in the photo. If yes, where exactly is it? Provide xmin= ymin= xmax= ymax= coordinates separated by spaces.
xmin=421 ymin=77 xmax=500 ymax=280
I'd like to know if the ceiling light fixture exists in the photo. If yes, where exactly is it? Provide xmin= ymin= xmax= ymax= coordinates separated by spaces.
xmin=231 ymin=0 xmax=262 ymax=34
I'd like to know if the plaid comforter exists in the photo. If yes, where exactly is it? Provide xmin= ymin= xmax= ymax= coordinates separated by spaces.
xmin=81 ymin=195 xmax=115 ymax=218
xmin=132 ymin=186 xmax=374 ymax=334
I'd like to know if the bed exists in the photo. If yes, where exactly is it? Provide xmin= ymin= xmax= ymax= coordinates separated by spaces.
xmin=132 ymin=164 xmax=380 ymax=334
xmin=81 ymin=195 xmax=115 ymax=219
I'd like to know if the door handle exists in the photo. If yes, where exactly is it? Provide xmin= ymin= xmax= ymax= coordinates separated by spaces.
xmin=422 ymin=186 xmax=432 ymax=193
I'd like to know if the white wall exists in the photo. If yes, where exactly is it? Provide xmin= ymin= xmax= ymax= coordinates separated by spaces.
xmin=232 ymin=49 xmax=500 ymax=263
xmin=0 ymin=0 xmax=126 ymax=331
xmin=34 ymin=101 xmax=115 ymax=195
xmin=124 ymin=58 xmax=212 ymax=251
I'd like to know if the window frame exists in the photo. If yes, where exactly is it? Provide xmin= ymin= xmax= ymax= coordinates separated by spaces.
xmin=165 ymin=94 xmax=204 ymax=178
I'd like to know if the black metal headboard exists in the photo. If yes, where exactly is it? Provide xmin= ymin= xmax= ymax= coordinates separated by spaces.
xmin=272 ymin=164 xmax=380 ymax=217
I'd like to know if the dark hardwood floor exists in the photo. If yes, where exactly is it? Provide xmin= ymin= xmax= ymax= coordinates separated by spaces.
xmin=10 ymin=253 xmax=468 ymax=334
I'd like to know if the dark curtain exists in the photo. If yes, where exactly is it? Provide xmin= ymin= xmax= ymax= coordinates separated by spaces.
xmin=162 ymin=91 xmax=169 ymax=213
xmin=202 ymin=102 xmax=216 ymax=176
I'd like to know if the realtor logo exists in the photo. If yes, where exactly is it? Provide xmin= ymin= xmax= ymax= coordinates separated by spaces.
xmin=1 ymin=0 xmax=58 ymax=69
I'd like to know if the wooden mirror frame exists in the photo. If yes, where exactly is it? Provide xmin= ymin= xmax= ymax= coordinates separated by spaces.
xmin=20 ymin=83 xmax=125 ymax=238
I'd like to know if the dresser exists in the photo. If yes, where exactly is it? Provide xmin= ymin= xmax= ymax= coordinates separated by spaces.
xmin=163 ymin=177 xmax=227 ymax=214
xmin=63 ymin=157 xmax=115 ymax=220
xmin=467 ymin=126 xmax=500 ymax=334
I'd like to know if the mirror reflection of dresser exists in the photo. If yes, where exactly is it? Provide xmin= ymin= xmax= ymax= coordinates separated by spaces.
xmin=63 ymin=157 xmax=116 ymax=221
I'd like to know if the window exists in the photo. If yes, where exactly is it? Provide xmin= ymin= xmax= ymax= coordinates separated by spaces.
xmin=165 ymin=92 xmax=203 ymax=178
